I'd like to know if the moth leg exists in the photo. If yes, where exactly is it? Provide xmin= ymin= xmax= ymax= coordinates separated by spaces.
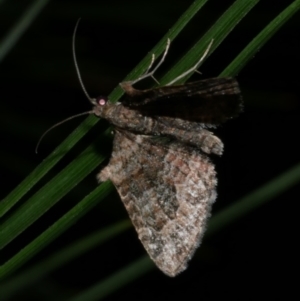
xmin=144 ymin=54 xmax=156 ymax=77
xmin=166 ymin=39 xmax=214 ymax=86
xmin=122 ymin=38 xmax=171 ymax=86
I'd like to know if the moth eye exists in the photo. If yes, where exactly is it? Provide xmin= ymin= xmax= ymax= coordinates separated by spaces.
xmin=96 ymin=96 xmax=108 ymax=106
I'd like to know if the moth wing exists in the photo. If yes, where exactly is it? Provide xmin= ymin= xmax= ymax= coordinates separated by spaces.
xmin=98 ymin=130 xmax=217 ymax=277
xmin=121 ymin=77 xmax=242 ymax=124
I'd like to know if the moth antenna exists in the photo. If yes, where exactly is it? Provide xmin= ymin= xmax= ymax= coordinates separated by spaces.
xmin=194 ymin=70 xmax=202 ymax=75
xmin=35 ymin=110 xmax=93 ymax=154
xmin=36 ymin=20 xmax=102 ymax=153
xmin=126 ymin=38 xmax=171 ymax=85
xmin=73 ymin=18 xmax=95 ymax=104
xmin=166 ymin=39 xmax=214 ymax=86
xmin=151 ymin=75 xmax=160 ymax=85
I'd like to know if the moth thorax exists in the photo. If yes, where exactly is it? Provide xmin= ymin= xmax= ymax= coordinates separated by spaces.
xmin=93 ymin=95 xmax=114 ymax=118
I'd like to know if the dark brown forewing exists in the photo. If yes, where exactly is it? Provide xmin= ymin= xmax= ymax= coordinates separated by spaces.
xmin=120 ymin=77 xmax=242 ymax=124
xmin=97 ymin=130 xmax=217 ymax=277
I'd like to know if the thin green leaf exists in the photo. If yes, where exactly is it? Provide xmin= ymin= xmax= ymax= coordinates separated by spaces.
xmin=2 ymin=1 xmax=299 ymax=297
xmin=0 ymin=219 xmax=131 ymax=293
xmin=0 ymin=180 xmax=116 ymax=280
xmin=2 ymin=160 xmax=300 ymax=297
xmin=0 ymin=116 xmax=97 ymax=217
xmin=64 ymin=162 xmax=300 ymax=301
xmin=67 ymin=256 xmax=154 ymax=301
xmin=0 ymin=0 xmax=209 ymax=217
xmin=0 ymin=0 xmax=211 ymax=248
xmin=0 ymin=0 xmax=260 ymax=276
xmin=162 ymin=0 xmax=260 ymax=84
xmin=0 ymin=0 xmax=50 ymax=63
xmin=207 ymin=162 xmax=300 ymax=235
xmin=220 ymin=0 xmax=300 ymax=76
xmin=0 ymin=129 xmax=112 ymax=248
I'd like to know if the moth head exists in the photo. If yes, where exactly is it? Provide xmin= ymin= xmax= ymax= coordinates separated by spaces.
xmin=91 ymin=95 xmax=108 ymax=107
xmin=91 ymin=95 xmax=113 ymax=117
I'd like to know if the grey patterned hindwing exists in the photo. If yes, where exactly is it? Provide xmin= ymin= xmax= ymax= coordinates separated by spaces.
xmin=97 ymin=130 xmax=217 ymax=277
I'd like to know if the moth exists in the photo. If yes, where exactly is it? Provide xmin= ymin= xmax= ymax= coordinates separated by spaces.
xmin=74 ymin=33 xmax=242 ymax=276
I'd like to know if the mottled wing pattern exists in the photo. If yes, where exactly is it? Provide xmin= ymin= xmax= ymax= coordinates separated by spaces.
xmin=97 ymin=130 xmax=217 ymax=277
xmin=120 ymin=77 xmax=242 ymax=124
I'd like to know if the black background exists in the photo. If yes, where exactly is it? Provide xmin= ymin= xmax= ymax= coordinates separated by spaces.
xmin=1 ymin=0 xmax=299 ymax=300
